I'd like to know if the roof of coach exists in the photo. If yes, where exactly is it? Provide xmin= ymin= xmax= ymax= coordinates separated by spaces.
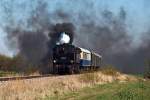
xmin=92 ymin=52 xmax=102 ymax=58
xmin=79 ymin=47 xmax=91 ymax=54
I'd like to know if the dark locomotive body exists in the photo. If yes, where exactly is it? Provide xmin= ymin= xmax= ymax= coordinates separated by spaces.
xmin=53 ymin=44 xmax=102 ymax=74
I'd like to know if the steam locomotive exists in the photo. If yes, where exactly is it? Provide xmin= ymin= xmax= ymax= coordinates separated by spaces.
xmin=52 ymin=44 xmax=102 ymax=74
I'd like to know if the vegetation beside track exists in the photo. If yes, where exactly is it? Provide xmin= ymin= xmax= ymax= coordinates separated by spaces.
xmin=45 ymin=80 xmax=150 ymax=100
xmin=0 ymin=71 xmax=19 ymax=77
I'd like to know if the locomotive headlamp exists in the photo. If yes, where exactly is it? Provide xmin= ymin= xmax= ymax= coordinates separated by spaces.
xmin=53 ymin=60 xmax=56 ymax=63
xmin=70 ymin=60 xmax=74 ymax=63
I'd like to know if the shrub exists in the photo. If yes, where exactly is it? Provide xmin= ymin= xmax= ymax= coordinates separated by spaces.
xmin=0 ymin=54 xmax=12 ymax=71
xmin=100 ymin=65 xmax=119 ymax=76
xmin=144 ymin=72 xmax=150 ymax=79
xmin=144 ymin=60 xmax=150 ymax=79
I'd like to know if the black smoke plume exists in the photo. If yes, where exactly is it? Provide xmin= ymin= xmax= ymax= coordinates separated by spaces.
xmin=49 ymin=23 xmax=75 ymax=45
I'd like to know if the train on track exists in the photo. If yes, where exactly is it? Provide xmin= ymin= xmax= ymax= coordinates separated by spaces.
xmin=52 ymin=43 xmax=102 ymax=74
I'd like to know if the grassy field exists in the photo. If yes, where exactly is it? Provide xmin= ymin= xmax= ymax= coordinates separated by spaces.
xmin=0 ymin=71 xmax=19 ymax=77
xmin=46 ymin=80 xmax=150 ymax=100
xmin=0 ymin=68 xmax=148 ymax=100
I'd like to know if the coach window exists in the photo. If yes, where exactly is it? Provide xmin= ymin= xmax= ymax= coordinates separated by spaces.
xmin=83 ymin=52 xmax=86 ymax=59
xmin=83 ymin=52 xmax=85 ymax=59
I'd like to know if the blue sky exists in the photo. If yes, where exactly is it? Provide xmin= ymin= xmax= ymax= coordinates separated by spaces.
xmin=0 ymin=0 xmax=150 ymax=56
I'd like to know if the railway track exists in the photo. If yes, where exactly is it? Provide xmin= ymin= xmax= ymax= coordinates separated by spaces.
xmin=0 ymin=74 xmax=54 ymax=81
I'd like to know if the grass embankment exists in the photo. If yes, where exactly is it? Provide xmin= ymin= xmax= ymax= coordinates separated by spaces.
xmin=0 ymin=66 xmax=148 ymax=100
xmin=46 ymin=80 xmax=150 ymax=100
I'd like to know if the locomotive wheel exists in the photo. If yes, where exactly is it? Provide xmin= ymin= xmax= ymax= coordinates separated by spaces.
xmin=68 ymin=70 xmax=73 ymax=74
xmin=68 ymin=67 xmax=74 ymax=74
xmin=74 ymin=65 xmax=80 ymax=74
xmin=53 ymin=67 xmax=57 ymax=74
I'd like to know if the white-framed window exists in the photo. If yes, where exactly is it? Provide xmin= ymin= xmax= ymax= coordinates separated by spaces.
xmin=80 ymin=51 xmax=91 ymax=60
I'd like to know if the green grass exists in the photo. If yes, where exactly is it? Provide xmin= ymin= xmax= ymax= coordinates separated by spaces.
xmin=0 ymin=71 xmax=18 ymax=77
xmin=44 ymin=80 xmax=150 ymax=100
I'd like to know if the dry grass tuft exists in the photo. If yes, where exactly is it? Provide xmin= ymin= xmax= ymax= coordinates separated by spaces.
xmin=100 ymin=65 xmax=120 ymax=76
xmin=79 ymin=73 xmax=99 ymax=85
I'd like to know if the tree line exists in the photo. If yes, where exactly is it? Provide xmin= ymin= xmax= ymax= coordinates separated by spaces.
xmin=0 ymin=54 xmax=42 ymax=74
xmin=0 ymin=54 xmax=150 ymax=77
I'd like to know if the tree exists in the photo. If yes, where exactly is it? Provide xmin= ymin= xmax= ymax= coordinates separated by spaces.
xmin=144 ymin=60 xmax=150 ymax=79
xmin=0 ymin=54 xmax=12 ymax=71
